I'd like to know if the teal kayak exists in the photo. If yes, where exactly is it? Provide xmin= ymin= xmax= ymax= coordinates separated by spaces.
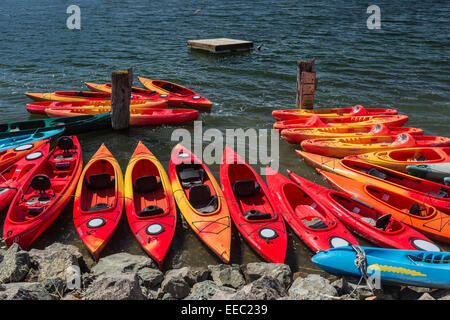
xmin=0 ymin=127 xmax=64 ymax=151
xmin=312 ymin=246 xmax=450 ymax=288
xmin=0 ymin=113 xmax=111 ymax=136
xmin=407 ymin=163 xmax=450 ymax=184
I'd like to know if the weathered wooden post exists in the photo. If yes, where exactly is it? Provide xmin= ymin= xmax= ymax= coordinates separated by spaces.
xmin=110 ymin=68 xmax=132 ymax=130
xmin=296 ymin=60 xmax=317 ymax=109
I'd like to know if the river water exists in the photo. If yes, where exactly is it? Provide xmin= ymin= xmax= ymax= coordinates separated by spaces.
xmin=0 ymin=0 xmax=448 ymax=272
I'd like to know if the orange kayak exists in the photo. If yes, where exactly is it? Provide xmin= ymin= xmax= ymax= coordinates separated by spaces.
xmin=319 ymin=170 xmax=450 ymax=244
xmin=138 ymin=76 xmax=212 ymax=110
xmin=297 ymin=151 xmax=450 ymax=214
xmin=0 ymin=139 xmax=49 ymax=172
xmin=24 ymin=91 xmax=156 ymax=102
xmin=169 ymin=144 xmax=231 ymax=263
xmin=45 ymin=107 xmax=198 ymax=127
xmin=353 ymin=147 xmax=450 ymax=173
xmin=281 ymin=124 xmax=423 ymax=144
xmin=273 ymin=115 xmax=409 ymax=130
xmin=301 ymin=133 xmax=450 ymax=158
xmin=26 ymin=99 xmax=167 ymax=115
xmin=85 ymin=82 xmax=184 ymax=107
xmin=73 ymin=144 xmax=124 ymax=260
xmin=272 ymin=105 xmax=398 ymax=121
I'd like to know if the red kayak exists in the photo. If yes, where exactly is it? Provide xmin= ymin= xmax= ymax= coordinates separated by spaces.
xmin=3 ymin=136 xmax=82 ymax=249
xmin=272 ymin=105 xmax=398 ymax=121
xmin=287 ymin=170 xmax=443 ymax=252
xmin=125 ymin=142 xmax=176 ymax=268
xmin=73 ymin=144 xmax=124 ymax=260
xmin=25 ymin=99 xmax=166 ymax=115
xmin=0 ymin=141 xmax=50 ymax=213
xmin=266 ymin=167 xmax=358 ymax=252
xmin=220 ymin=146 xmax=287 ymax=263
xmin=273 ymin=115 xmax=409 ymax=130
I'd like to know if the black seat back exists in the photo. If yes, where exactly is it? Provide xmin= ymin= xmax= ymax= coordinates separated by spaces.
xmin=232 ymin=180 xmax=260 ymax=198
xmin=88 ymin=203 xmax=111 ymax=211
xmin=368 ymin=168 xmax=387 ymax=180
xmin=410 ymin=202 xmax=426 ymax=216
xmin=188 ymin=184 xmax=218 ymax=213
xmin=57 ymin=136 xmax=74 ymax=151
xmin=177 ymin=164 xmax=205 ymax=188
xmin=375 ymin=214 xmax=391 ymax=230
xmin=85 ymin=173 xmax=115 ymax=190
xmin=244 ymin=210 xmax=272 ymax=221
xmin=139 ymin=205 xmax=165 ymax=217
xmin=134 ymin=175 xmax=161 ymax=193
xmin=30 ymin=174 xmax=51 ymax=193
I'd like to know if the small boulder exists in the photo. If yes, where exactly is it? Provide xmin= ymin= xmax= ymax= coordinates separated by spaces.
xmin=0 ymin=243 xmax=30 ymax=283
xmin=83 ymin=273 xmax=145 ymax=300
xmin=0 ymin=282 xmax=51 ymax=300
xmin=289 ymin=274 xmax=338 ymax=300
xmin=160 ymin=268 xmax=192 ymax=299
xmin=137 ymin=267 xmax=164 ymax=289
xmin=208 ymin=264 xmax=245 ymax=289
xmin=186 ymin=280 xmax=236 ymax=300
xmin=244 ymin=262 xmax=292 ymax=289
xmin=216 ymin=276 xmax=287 ymax=300
xmin=44 ymin=277 xmax=65 ymax=297
xmin=418 ymin=293 xmax=435 ymax=300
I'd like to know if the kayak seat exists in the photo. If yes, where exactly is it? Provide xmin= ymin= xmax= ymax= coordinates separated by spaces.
xmin=368 ymin=168 xmax=387 ymax=180
xmin=243 ymin=209 xmax=272 ymax=221
xmin=428 ymin=187 xmax=448 ymax=198
xmin=375 ymin=214 xmax=392 ymax=231
xmin=188 ymin=184 xmax=218 ymax=213
xmin=302 ymin=217 xmax=328 ymax=229
xmin=134 ymin=175 xmax=161 ymax=193
xmin=177 ymin=164 xmax=205 ymax=188
xmin=232 ymin=180 xmax=260 ymax=198
xmin=57 ymin=136 xmax=74 ymax=151
xmin=88 ymin=203 xmax=111 ymax=211
xmin=30 ymin=174 xmax=52 ymax=194
xmin=139 ymin=205 xmax=165 ymax=217
xmin=85 ymin=173 xmax=115 ymax=190
xmin=409 ymin=202 xmax=427 ymax=216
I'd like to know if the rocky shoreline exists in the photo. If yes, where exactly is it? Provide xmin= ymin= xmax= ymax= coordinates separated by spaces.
xmin=0 ymin=242 xmax=448 ymax=301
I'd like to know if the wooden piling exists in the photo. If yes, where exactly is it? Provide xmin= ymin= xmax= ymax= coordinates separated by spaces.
xmin=296 ymin=60 xmax=317 ymax=109
xmin=111 ymin=69 xmax=132 ymax=130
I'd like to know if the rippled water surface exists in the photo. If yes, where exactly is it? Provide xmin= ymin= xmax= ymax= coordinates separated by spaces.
xmin=0 ymin=0 xmax=448 ymax=271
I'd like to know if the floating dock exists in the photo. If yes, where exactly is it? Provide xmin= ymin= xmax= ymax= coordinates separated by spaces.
xmin=187 ymin=38 xmax=253 ymax=53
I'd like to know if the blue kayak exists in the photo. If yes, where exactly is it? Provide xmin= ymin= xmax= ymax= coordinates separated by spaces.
xmin=312 ymin=246 xmax=450 ymax=288
xmin=0 ymin=127 xmax=64 ymax=152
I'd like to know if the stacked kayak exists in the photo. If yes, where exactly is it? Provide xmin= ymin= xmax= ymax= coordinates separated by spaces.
xmin=26 ymin=99 xmax=167 ymax=115
xmin=169 ymin=144 xmax=231 ymax=263
xmin=45 ymin=107 xmax=199 ymax=127
xmin=85 ymin=82 xmax=184 ymax=107
xmin=287 ymin=170 xmax=442 ymax=251
xmin=0 ymin=114 xmax=111 ymax=135
xmin=139 ymin=76 xmax=212 ymax=110
xmin=73 ymin=144 xmax=124 ymax=260
xmin=220 ymin=147 xmax=287 ymax=263
xmin=281 ymin=124 xmax=423 ymax=144
xmin=298 ymin=152 xmax=450 ymax=214
xmin=312 ymin=246 xmax=450 ymax=288
xmin=274 ymin=115 xmax=409 ymax=130
xmin=301 ymin=133 xmax=450 ymax=158
xmin=266 ymin=167 xmax=357 ymax=252
xmin=24 ymin=90 xmax=157 ymax=102
xmin=272 ymin=105 xmax=398 ymax=121
xmin=319 ymin=170 xmax=450 ymax=243
xmin=0 ymin=127 xmax=64 ymax=152
xmin=0 ymin=139 xmax=49 ymax=172
xmin=353 ymin=147 xmax=450 ymax=173
xmin=124 ymin=142 xmax=176 ymax=268
xmin=3 ymin=136 xmax=82 ymax=249
xmin=0 ymin=141 xmax=51 ymax=212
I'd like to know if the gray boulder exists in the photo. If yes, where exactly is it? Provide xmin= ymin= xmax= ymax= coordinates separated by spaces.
xmin=418 ymin=293 xmax=435 ymax=300
xmin=208 ymin=264 xmax=245 ymax=289
xmin=44 ymin=277 xmax=65 ymax=297
xmin=289 ymin=274 xmax=338 ymax=300
xmin=0 ymin=282 xmax=51 ymax=300
xmin=83 ymin=273 xmax=145 ymax=300
xmin=0 ymin=243 xmax=30 ymax=283
xmin=331 ymin=278 xmax=374 ymax=299
xmin=244 ymin=262 xmax=292 ymax=289
xmin=91 ymin=252 xmax=157 ymax=277
xmin=160 ymin=266 xmax=210 ymax=299
xmin=137 ymin=267 xmax=164 ymax=288
xmin=213 ymin=276 xmax=287 ymax=300
xmin=186 ymin=280 xmax=236 ymax=300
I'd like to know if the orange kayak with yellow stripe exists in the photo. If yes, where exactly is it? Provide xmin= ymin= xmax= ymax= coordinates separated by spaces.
xmin=24 ymin=90 xmax=158 ymax=102
xmin=169 ymin=144 xmax=231 ymax=263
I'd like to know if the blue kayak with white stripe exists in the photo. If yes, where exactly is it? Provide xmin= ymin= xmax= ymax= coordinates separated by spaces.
xmin=0 ymin=127 xmax=64 ymax=152
xmin=312 ymin=246 xmax=450 ymax=288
